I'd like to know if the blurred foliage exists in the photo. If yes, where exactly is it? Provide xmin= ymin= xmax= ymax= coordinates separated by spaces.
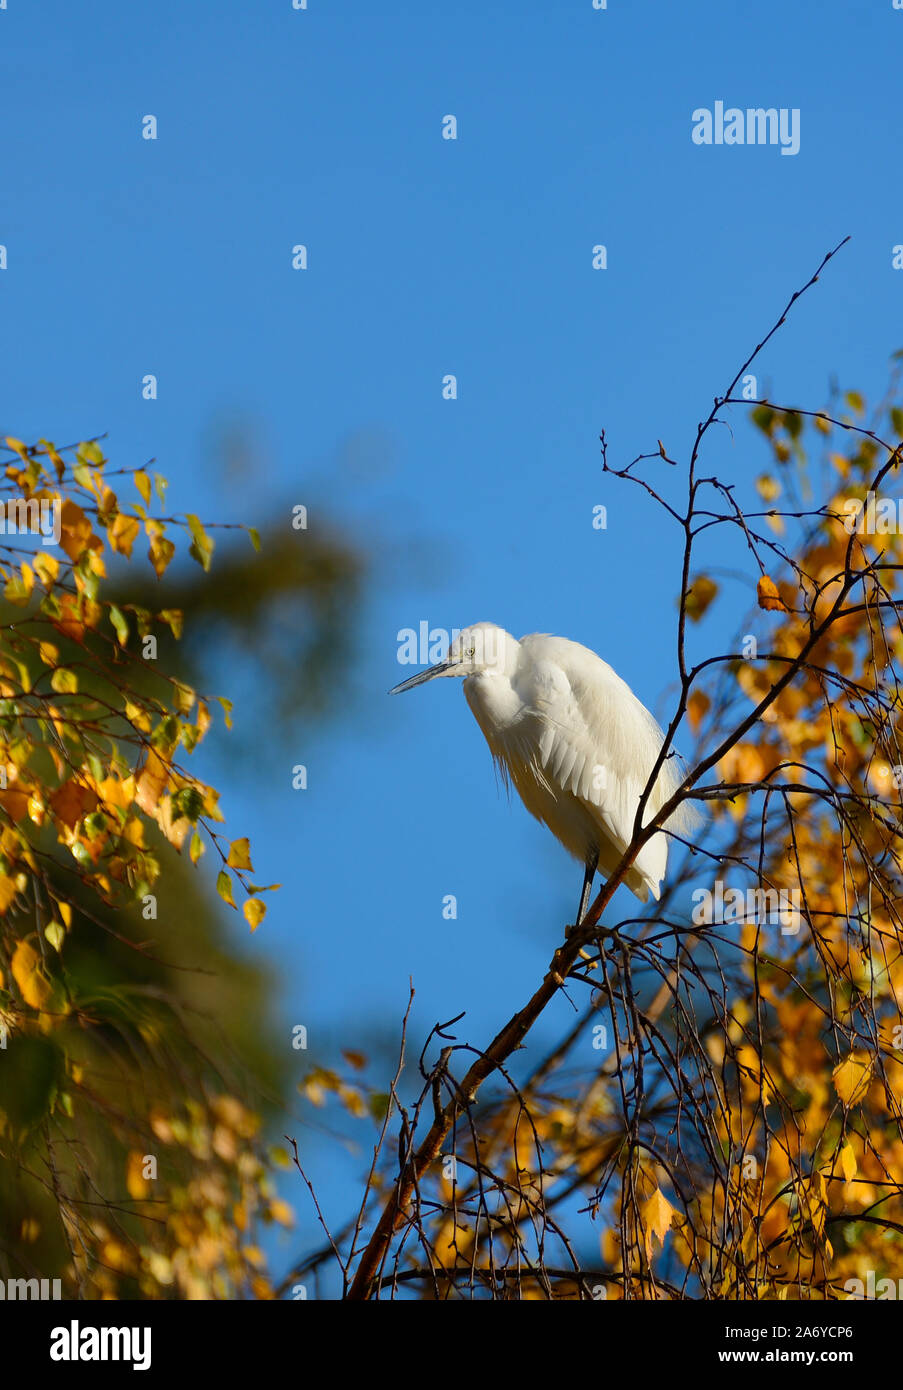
xmin=0 ymin=435 xmax=361 ymax=1298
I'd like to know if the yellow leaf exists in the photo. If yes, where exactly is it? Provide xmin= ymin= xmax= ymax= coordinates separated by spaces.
xmin=156 ymin=795 xmax=191 ymax=851
xmin=840 ymin=1142 xmax=857 ymax=1185
xmin=243 ymin=898 xmax=266 ymax=932
xmin=186 ymin=514 xmax=215 ymax=572
xmin=134 ymin=470 xmax=152 ymax=506
xmin=11 ymin=938 xmax=52 ymax=1009
xmin=38 ymin=438 xmax=65 ymax=479
xmin=126 ymin=1150 xmax=150 ymax=1200
xmin=643 ymin=1187 xmax=678 ymax=1254
xmin=96 ymin=775 xmax=136 ymax=813
xmin=45 ymin=922 xmax=65 ymax=952
xmin=0 ymin=874 xmax=20 ymax=913
xmin=33 ymin=552 xmax=59 ymax=588
xmin=50 ymin=668 xmax=78 ymax=694
xmin=146 ymin=522 xmax=175 ymax=579
xmin=685 ymin=576 xmax=718 ymax=622
xmin=86 ymin=548 xmax=106 ymax=579
xmin=172 ymin=682 xmax=195 ymax=715
xmin=227 ymin=837 xmax=253 ymax=871
xmin=195 ymin=701 xmax=211 ymax=744
xmin=268 ymin=1199 xmax=294 ymax=1227
xmin=833 ymin=1053 xmax=872 ymax=1105
xmin=109 ymin=513 xmax=141 ymax=557
xmin=123 ymin=817 xmax=145 ymax=847
xmin=4 ymin=568 xmax=33 ymax=606
xmin=5 ymin=436 xmax=29 ymax=461
xmin=125 ymin=700 xmax=152 ymax=733
xmin=201 ymin=784 xmax=224 ymax=822
xmin=135 ymin=749 xmax=170 ymax=817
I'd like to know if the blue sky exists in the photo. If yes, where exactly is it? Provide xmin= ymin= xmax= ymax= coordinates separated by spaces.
xmin=2 ymin=0 xmax=901 ymax=1292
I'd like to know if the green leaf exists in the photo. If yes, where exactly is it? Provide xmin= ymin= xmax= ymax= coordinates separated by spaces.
xmin=216 ymin=870 xmax=236 ymax=908
xmin=3 ymin=574 xmax=32 ymax=607
xmin=73 ymin=461 xmax=93 ymax=491
xmin=369 ymin=1093 xmax=390 ymax=1122
xmin=751 ymin=405 xmax=775 ymax=433
xmin=150 ymin=714 xmax=180 ymax=749
xmin=108 ymin=604 xmax=129 ymax=647
xmin=248 ymin=527 xmax=261 ymax=553
xmin=180 ymin=723 xmax=200 ymax=753
xmin=77 ymin=440 xmax=105 ymax=466
xmin=171 ymin=786 xmax=205 ymax=823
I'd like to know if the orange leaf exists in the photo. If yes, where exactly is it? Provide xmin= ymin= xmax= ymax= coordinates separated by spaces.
xmin=757 ymin=575 xmax=787 ymax=612
xmin=49 ymin=779 xmax=98 ymax=829
xmin=59 ymin=499 xmax=102 ymax=562
xmin=687 ymin=690 xmax=710 ymax=733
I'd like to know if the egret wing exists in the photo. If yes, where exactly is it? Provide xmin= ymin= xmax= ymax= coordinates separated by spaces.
xmin=517 ymin=636 xmax=679 ymax=894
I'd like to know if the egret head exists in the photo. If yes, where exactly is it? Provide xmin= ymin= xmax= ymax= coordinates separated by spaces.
xmin=389 ymin=622 xmax=517 ymax=694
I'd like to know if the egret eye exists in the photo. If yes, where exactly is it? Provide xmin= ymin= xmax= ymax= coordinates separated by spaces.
xmin=467 ymin=646 xmax=476 ymax=659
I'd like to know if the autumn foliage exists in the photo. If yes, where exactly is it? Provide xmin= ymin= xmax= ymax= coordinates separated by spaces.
xmin=0 ymin=437 xmax=287 ymax=1298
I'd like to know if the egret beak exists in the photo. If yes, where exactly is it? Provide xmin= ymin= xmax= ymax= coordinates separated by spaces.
xmin=388 ymin=661 xmax=452 ymax=695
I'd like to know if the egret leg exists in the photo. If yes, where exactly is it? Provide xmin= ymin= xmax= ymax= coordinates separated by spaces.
xmin=570 ymin=849 xmax=599 ymax=935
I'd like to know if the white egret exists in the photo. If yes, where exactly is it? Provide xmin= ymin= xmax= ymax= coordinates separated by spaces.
xmin=389 ymin=623 xmax=693 ymax=924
